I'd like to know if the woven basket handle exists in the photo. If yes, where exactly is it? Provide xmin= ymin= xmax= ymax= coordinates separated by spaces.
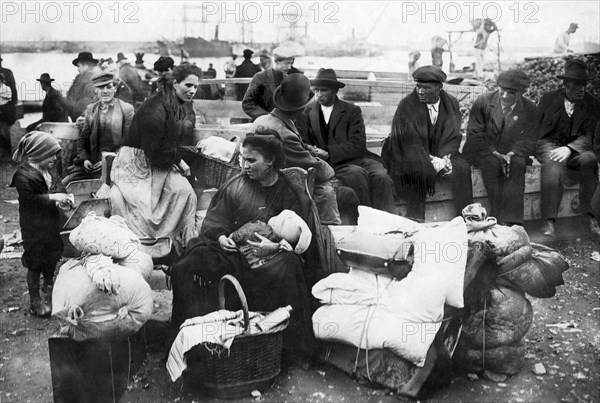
xmin=219 ymin=275 xmax=250 ymax=331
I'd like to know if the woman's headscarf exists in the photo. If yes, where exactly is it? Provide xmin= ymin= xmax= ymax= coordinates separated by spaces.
xmin=13 ymin=131 xmax=61 ymax=163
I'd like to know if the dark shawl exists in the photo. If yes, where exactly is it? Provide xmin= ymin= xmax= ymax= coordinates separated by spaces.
xmin=123 ymin=91 xmax=195 ymax=169
xmin=384 ymin=88 xmax=461 ymax=197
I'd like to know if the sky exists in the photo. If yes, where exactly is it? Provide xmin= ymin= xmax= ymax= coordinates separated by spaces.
xmin=1 ymin=0 xmax=599 ymax=50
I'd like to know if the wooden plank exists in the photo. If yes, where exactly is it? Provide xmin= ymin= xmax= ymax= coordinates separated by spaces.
xmin=37 ymin=122 xmax=79 ymax=141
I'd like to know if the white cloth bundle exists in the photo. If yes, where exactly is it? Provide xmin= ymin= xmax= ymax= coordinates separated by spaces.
xmin=197 ymin=136 xmax=238 ymax=162
xmin=69 ymin=213 xmax=141 ymax=259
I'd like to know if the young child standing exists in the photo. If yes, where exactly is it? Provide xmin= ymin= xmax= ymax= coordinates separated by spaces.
xmin=11 ymin=131 xmax=72 ymax=317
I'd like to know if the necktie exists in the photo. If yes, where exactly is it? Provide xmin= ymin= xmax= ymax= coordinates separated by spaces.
xmin=429 ymin=104 xmax=437 ymax=125
xmin=502 ymin=104 xmax=512 ymax=116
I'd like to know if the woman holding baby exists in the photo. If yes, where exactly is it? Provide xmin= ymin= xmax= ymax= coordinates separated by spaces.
xmin=169 ymin=128 xmax=316 ymax=367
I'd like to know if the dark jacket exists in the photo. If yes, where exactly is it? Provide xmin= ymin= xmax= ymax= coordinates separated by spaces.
xmin=42 ymin=87 xmax=69 ymax=123
xmin=0 ymin=66 xmax=18 ymax=125
xmin=115 ymin=80 xmax=134 ymax=105
xmin=463 ymin=89 xmax=538 ymax=162
xmin=119 ymin=63 xmax=145 ymax=102
xmin=76 ymin=99 xmax=134 ymax=164
xmin=123 ymin=91 xmax=195 ymax=169
xmin=242 ymin=68 xmax=285 ymax=120
xmin=11 ymin=164 xmax=65 ymax=264
xmin=536 ymin=89 xmax=600 ymax=154
xmin=301 ymin=97 xmax=379 ymax=167
xmin=66 ymin=70 xmax=96 ymax=121
xmin=234 ymin=59 xmax=261 ymax=78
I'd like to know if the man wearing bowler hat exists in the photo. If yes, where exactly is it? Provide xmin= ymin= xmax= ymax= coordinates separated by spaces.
xmin=62 ymin=71 xmax=134 ymax=186
xmin=250 ymin=74 xmax=359 ymax=225
xmin=233 ymin=48 xmax=261 ymax=100
xmin=242 ymin=46 xmax=299 ymax=121
xmin=536 ymin=59 xmax=600 ymax=237
xmin=300 ymin=68 xmax=396 ymax=214
xmin=26 ymin=73 xmax=69 ymax=132
xmin=66 ymin=51 xmax=99 ymax=122
xmin=463 ymin=69 xmax=538 ymax=225
xmin=383 ymin=65 xmax=473 ymax=221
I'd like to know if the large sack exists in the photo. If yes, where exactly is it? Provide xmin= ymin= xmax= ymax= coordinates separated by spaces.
xmin=497 ymin=245 xmax=533 ymax=273
xmin=313 ymin=268 xmax=444 ymax=367
xmin=70 ymin=212 xmax=140 ymax=259
xmin=461 ymin=286 xmax=533 ymax=349
xmin=116 ymin=249 xmax=154 ymax=283
xmin=410 ymin=217 xmax=469 ymax=308
xmin=498 ymin=243 xmax=569 ymax=298
xmin=52 ymin=259 xmax=153 ymax=341
xmin=453 ymin=339 xmax=526 ymax=375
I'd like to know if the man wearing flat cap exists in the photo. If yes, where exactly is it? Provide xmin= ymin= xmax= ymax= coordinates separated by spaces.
xmin=250 ymin=74 xmax=360 ymax=225
xmin=536 ymin=59 xmax=600 ymax=237
xmin=383 ymin=65 xmax=473 ymax=220
xmin=554 ymin=23 xmax=579 ymax=54
xmin=66 ymin=51 xmax=98 ymax=122
xmin=100 ymin=58 xmax=133 ymax=105
xmin=150 ymin=56 xmax=175 ymax=94
xmin=26 ymin=73 xmax=69 ymax=132
xmin=463 ymin=69 xmax=538 ymax=225
xmin=242 ymin=46 xmax=299 ymax=121
xmin=300 ymin=68 xmax=395 ymax=214
xmin=233 ymin=49 xmax=261 ymax=101
xmin=62 ymin=71 xmax=134 ymax=186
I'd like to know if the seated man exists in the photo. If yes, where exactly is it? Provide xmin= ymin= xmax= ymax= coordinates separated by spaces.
xmin=242 ymin=46 xmax=296 ymax=121
xmin=383 ymin=65 xmax=473 ymax=221
xmin=250 ymin=74 xmax=359 ymax=225
xmin=300 ymin=68 xmax=395 ymax=214
xmin=536 ymin=59 xmax=600 ymax=237
xmin=62 ymin=72 xmax=134 ymax=186
xmin=462 ymin=69 xmax=537 ymax=225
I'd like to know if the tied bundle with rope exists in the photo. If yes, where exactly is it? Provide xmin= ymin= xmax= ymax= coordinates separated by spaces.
xmin=453 ymin=203 xmax=570 ymax=377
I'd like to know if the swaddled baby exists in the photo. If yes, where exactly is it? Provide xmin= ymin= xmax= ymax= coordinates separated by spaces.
xmin=230 ymin=210 xmax=312 ymax=269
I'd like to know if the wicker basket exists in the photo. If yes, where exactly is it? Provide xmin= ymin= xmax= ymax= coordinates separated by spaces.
xmin=199 ymin=152 xmax=242 ymax=189
xmin=193 ymin=275 xmax=286 ymax=399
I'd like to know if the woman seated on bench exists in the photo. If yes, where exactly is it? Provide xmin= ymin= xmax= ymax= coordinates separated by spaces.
xmin=108 ymin=63 xmax=201 ymax=255
xmin=169 ymin=129 xmax=316 ymax=366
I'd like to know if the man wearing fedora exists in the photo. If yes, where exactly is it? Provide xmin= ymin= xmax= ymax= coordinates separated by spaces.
xmin=117 ymin=52 xmax=145 ymax=105
xmin=26 ymin=73 xmax=69 ymax=132
xmin=66 ymin=51 xmax=98 ymax=122
xmin=554 ymin=23 xmax=579 ymax=54
xmin=242 ymin=46 xmax=298 ymax=121
xmin=62 ymin=71 xmax=134 ymax=186
xmin=300 ymin=68 xmax=395 ymax=214
xmin=250 ymin=74 xmax=353 ymax=225
xmin=0 ymin=56 xmax=18 ymax=161
xmin=463 ymin=69 xmax=538 ymax=225
xmin=536 ymin=59 xmax=600 ymax=237
xmin=383 ymin=65 xmax=473 ymax=221
xmin=234 ymin=48 xmax=261 ymax=101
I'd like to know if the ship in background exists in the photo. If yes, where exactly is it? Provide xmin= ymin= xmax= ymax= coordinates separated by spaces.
xmin=157 ymin=3 xmax=383 ymax=59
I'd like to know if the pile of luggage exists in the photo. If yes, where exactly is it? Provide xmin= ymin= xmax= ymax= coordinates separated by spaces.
xmin=52 ymin=212 xmax=154 ymax=341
